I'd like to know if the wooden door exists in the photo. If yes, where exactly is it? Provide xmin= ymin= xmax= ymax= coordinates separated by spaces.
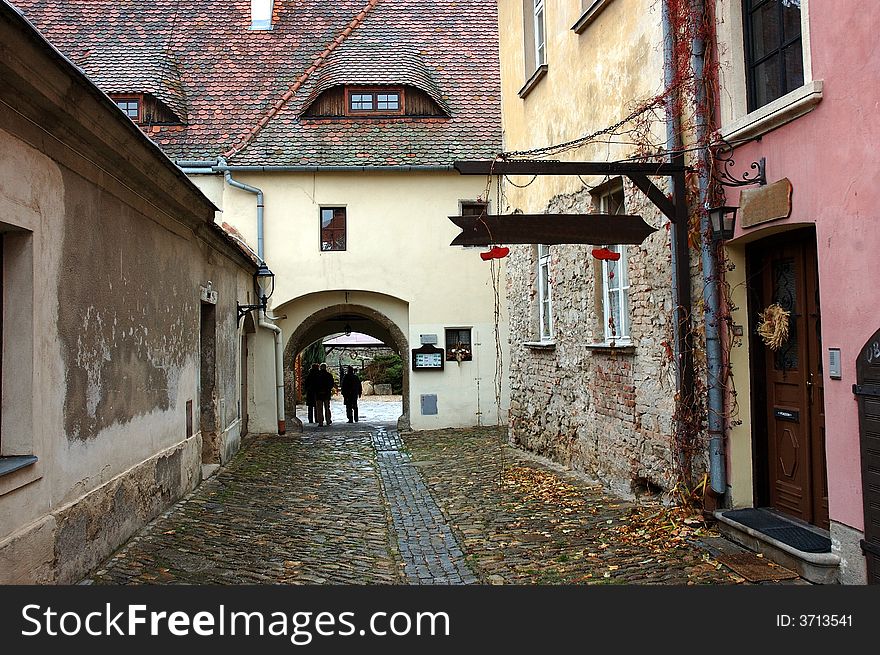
xmin=757 ymin=233 xmax=829 ymax=528
xmin=855 ymin=329 xmax=880 ymax=583
xmin=240 ymin=334 xmax=249 ymax=436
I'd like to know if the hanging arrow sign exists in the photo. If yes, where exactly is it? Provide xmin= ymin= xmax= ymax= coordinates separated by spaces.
xmin=448 ymin=213 xmax=658 ymax=247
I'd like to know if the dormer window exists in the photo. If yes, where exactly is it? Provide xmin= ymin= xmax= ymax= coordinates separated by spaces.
xmin=345 ymin=88 xmax=404 ymax=115
xmin=114 ymin=95 xmax=141 ymax=122
xmin=109 ymin=93 xmax=183 ymax=126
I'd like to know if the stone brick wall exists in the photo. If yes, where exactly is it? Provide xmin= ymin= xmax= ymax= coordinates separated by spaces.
xmin=507 ymin=180 xmax=685 ymax=497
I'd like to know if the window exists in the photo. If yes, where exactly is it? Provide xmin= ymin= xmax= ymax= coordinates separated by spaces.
xmin=744 ymin=0 xmax=804 ymax=111
xmin=593 ymin=182 xmax=631 ymax=344
xmin=533 ymin=0 xmax=546 ymax=67
xmin=0 ymin=227 xmax=38 ymax=479
xmin=537 ymin=244 xmax=553 ymax=341
xmin=320 ymin=207 xmax=346 ymax=251
xmin=445 ymin=328 xmax=473 ymax=362
xmin=519 ymin=0 xmax=548 ymax=96
xmin=346 ymin=88 xmax=403 ymax=115
xmin=113 ymin=96 xmax=141 ymax=122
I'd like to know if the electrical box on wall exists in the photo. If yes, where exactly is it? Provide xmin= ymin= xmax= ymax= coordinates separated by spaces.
xmin=420 ymin=394 xmax=438 ymax=415
xmin=829 ymin=348 xmax=841 ymax=379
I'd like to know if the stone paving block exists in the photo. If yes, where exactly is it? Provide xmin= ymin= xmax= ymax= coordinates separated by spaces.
xmin=81 ymin=423 xmax=794 ymax=586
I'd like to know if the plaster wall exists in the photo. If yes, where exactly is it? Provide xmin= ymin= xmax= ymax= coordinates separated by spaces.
xmin=498 ymin=0 xmax=666 ymax=206
xmin=716 ymin=0 xmax=880 ymax=537
xmin=204 ymin=171 xmax=511 ymax=430
xmin=0 ymin=125 xmax=255 ymax=582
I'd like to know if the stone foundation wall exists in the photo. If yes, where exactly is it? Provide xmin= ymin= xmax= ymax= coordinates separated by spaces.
xmin=507 ymin=181 xmax=684 ymax=496
xmin=0 ymin=435 xmax=202 ymax=584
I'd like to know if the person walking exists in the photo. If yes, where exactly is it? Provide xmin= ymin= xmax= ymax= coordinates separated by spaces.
xmin=341 ymin=366 xmax=363 ymax=423
xmin=315 ymin=363 xmax=336 ymax=426
xmin=303 ymin=362 xmax=320 ymax=424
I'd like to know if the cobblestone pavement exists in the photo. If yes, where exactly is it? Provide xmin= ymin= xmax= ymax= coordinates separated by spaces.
xmin=86 ymin=424 xmax=793 ymax=585
xmin=371 ymin=426 xmax=477 ymax=585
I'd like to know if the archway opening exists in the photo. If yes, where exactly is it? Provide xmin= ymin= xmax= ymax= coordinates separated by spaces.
xmin=283 ymin=304 xmax=410 ymax=432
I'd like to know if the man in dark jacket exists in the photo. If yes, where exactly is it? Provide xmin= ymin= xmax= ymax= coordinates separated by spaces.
xmin=341 ymin=366 xmax=363 ymax=423
xmin=315 ymin=363 xmax=336 ymax=426
xmin=303 ymin=362 xmax=320 ymax=423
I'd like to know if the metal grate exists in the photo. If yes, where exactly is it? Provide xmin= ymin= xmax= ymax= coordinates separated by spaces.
xmin=722 ymin=508 xmax=831 ymax=553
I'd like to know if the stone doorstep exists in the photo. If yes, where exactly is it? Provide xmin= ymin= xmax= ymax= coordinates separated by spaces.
xmin=713 ymin=510 xmax=840 ymax=585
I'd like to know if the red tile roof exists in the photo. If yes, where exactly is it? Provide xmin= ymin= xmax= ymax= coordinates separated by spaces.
xmin=13 ymin=0 xmax=501 ymax=167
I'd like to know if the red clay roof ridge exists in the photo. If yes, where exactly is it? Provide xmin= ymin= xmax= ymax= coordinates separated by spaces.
xmin=222 ymin=0 xmax=382 ymax=160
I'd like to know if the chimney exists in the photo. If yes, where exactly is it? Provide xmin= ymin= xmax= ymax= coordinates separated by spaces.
xmin=250 ymin=0 xmax=274 ymax=30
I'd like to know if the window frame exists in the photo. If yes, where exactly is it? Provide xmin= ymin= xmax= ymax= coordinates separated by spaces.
xmin=445 ymin=327 xmax=473 ymax=362
xmin=320 ymin=206 xmax=347 ymax=252
xmin=742 ymin=0 xmax=805 ymax=112
xmin=537 ymin=243 xmax=553 ymax=342
xmin=592 ymin=181 xmax=631 ymax=345
xmin=344 ymin=87 xmax=405 ymax=116
xmin=0 ymin=225 xmax=39 ymax=489
xmin=533 ymin=0 xmax=546 ymax=67
xmin=112 ymin=94 xmax=143 ymax=123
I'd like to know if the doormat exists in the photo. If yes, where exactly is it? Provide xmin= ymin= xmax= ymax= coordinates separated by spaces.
xmin=714 ymin=552 xmax=799 ymax=583
xmin=722 ymin=508 xmax=832 ymax=553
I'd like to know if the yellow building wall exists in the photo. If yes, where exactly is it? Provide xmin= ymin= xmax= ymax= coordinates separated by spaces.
xmin=191 ymin=171 xmax=510 ymax=430
xmin=498 ymin=0 xmax=665 ymax=200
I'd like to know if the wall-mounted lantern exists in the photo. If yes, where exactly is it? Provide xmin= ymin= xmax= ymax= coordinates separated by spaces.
xmin=707 ymin=205 xmax=738 ymax=242
xmin=237 ymin=262 xmax=275 ymax=321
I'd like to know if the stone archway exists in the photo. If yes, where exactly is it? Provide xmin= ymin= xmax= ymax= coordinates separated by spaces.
xmin=284 ymin=303 xmax=410 ymax=432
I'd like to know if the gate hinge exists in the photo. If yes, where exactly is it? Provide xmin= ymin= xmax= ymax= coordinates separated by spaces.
xmin=852 ymin=383 xmax=880 ymax=398
xmin=860 ymin=539 xmax=880 ymax=558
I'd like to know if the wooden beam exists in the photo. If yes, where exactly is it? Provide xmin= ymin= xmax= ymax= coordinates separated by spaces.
xmin=448 ymin=213 xmax=658 ymax=247
xmin=453 ymin=159 xmax=687 ymax=176
xmin=627 ymin=173 xmax=676 ymax=222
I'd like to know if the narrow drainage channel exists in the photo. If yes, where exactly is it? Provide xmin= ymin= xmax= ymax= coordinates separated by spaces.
xmin=371 ymin=426 xmax=477 ymax=585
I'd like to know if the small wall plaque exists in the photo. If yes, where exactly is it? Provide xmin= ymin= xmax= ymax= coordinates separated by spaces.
xmin=200 ymin=281 xmax=218 ymax=304
xmin=739 ymin=178 xmax=793 ymax=228
xmin=420 ymin=334 xmax=439 ymax=345
xmin=412 ymin=344 xmax=444 ymax=370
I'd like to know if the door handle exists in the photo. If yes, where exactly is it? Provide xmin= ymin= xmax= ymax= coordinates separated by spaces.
xmin=807 ymin=373 xmax=814 ymax=404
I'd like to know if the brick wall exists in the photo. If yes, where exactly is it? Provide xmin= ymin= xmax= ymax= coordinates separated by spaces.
xmin=506 ymin=180 xmax=686 ymax=497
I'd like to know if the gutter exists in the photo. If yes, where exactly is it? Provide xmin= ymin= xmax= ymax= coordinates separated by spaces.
xmin=177 ymin=161 xmax=454 ymax=173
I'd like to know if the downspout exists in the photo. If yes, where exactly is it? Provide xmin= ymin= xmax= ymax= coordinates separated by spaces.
xmin=662 ymin=0 xmax=696 ymax=482
xmin=217 ymin=157 xmax=264 ymax=261
xmin=259 ymin=309 xmax=286 ymax=435
xmin=690 ymin=0 xmax=727 ymax=495
xmin=214 ymin=158 xmax=284 ymax=434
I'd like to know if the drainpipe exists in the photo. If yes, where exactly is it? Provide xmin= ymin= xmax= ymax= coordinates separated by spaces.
xmin=690 ymin=0 xmax=727 ymax=495
xmin=215 ymin=158 xmax=283 ymax=433
xmin=217 ymin=157 xmax=264 ymax=261
xmin=662 ymin=0 xmax=696 ymax=480
xmin=259 ymin=309 xmax=286 ymax=435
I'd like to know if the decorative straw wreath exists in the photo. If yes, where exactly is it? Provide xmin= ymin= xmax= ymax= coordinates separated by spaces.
xmin=757 ymin=303 xmax=791 ymax=350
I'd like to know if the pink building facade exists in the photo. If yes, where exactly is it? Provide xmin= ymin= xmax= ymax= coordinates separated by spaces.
xmin=715 ymin=0 xmax=879 ymax=583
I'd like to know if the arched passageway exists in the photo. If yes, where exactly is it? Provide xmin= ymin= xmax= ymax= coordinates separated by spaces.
xmin=283 ymin=303 xmax=410 ymax=432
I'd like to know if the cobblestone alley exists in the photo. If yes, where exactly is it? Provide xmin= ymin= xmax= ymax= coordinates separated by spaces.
xmin=85 ymin=402 xmax=800 ymax=586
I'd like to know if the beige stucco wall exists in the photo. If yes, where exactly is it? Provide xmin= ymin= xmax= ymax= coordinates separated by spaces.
xmin=498 ymin=0 xmax=665 ymax=206
xmin=190 ymin=170 xmax=510 ymax=430
xmin=0 ymin=126 xmax=259 ymax=583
